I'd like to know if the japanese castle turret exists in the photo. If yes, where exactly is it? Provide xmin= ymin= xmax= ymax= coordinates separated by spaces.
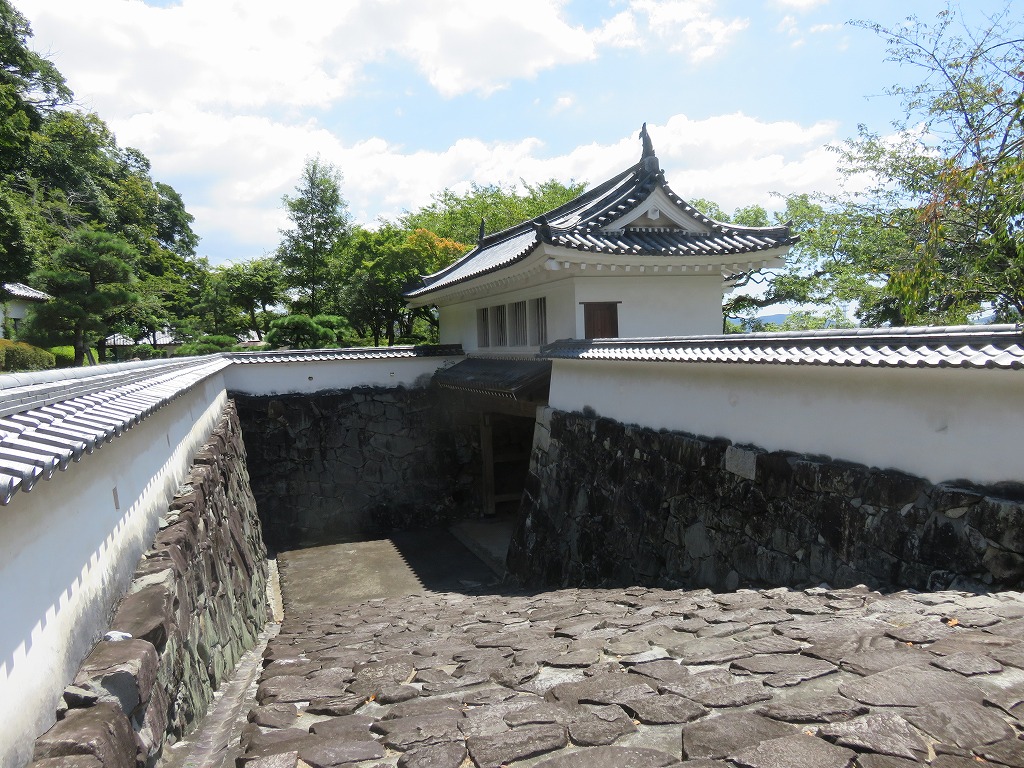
xmin=404 ymin=125 xmax=798 ymax=353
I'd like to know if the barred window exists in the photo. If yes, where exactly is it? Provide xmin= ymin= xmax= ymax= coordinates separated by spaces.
xmin=509 ymin=301 xmax=528 ymax=346
xmin=492 ymin=304 xmax=507 ymax=346
xmin=529 ymin=297 xmax=547 ymax=346
xmin=477 ymin=307 xmax=490 ymax=347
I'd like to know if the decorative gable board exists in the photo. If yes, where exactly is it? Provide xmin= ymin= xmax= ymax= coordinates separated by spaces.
xmin=601 ymin=186 xmax=711 ymax=234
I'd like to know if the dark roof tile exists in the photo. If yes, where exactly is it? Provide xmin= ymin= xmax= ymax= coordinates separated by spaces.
xmin=406 ymin=151 xmax=796 ymax=300
xmin=541 ymin=325 xmax=1024 ymax=370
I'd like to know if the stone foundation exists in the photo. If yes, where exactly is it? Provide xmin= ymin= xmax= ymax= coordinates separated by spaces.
xmin=234 ymin=387 xmax=480 ymax=551
xmin=28 ymin=401 xmax=268 ymax=768
xmin=507 ymin=408 xmax=1024 ymax=592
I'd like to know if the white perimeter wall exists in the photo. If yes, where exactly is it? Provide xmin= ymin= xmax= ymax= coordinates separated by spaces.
xmin=548 ymin=359 xmax=1024 ymax=485
xmin=1 ymin=353 xmax=461 ymax=767
xmin=222 ymin=354 xmax=463 ymax=395
xmin=0 ymin=374 xmax=228 ymax=768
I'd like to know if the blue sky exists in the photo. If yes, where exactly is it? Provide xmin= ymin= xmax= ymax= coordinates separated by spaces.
xmin=17 ymin=0 xmax=1012 ymax=266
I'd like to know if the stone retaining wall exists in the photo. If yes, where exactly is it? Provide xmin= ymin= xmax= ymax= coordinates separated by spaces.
xmin=234 ymin=387 xmax=480 ymax=551
xmin=28 ymin=401 xmax=268 ymax=768
xmin=507 ymin=407 xmax=1024 ymax=592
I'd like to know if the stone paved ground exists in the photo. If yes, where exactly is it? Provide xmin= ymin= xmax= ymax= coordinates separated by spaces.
xmin=236 ymin=546 xmax=1024 ymax=768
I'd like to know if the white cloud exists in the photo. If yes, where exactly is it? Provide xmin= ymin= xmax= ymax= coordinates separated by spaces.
xmin=591 ymin=11 xmax=643 ymax=48
xmin=21 ymin=0 xmax=751 ymax=119
xmin=625 ymin=0 xmax=749 ymax=61
xmin=771 ymin=0 xmax=830 ymax=9
xmin=551 ymin=95 xmax=576 ymax=114
xmin=20 ymin=0 xmax=603 ymax=110
xmin=16 ymin=1 xmax=851 ymax=263
xmin=108 ymin=104 xmax=846 ymax=261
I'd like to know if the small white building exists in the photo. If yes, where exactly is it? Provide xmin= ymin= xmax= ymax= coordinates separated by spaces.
xmin=405 ymin=127 xmax=798 ymax=353
xmin=1 ymin=282 xmax=51 ymax=338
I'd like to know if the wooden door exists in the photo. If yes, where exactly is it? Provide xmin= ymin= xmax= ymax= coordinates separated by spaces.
xmin=583 ymin=302 xmax=619 ymax=339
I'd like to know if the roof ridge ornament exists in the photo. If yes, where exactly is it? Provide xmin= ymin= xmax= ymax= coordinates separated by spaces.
xmin=532 ymin=215 xmax=552 ymax=242
xmin=477 ymin=218 xmax=486 ymax=247
xmin=638 ymin=122 xmax=660 ymax=176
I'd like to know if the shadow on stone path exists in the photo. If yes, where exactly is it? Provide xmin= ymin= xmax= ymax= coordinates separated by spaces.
xmin=276 ymin=528 xmax=504 ymax=615
xmin=199 ymin=527 xmax=1024 ymax=767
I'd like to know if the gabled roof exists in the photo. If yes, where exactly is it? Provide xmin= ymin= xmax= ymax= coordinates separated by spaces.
xmin=2 ymin=282 xmax=51 ymax=302
xmin=405 ymin=126 xmax=797 ymax=302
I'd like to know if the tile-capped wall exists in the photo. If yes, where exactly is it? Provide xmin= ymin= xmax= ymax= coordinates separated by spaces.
xmin=28 ymin=401 xmax=268 ymax=767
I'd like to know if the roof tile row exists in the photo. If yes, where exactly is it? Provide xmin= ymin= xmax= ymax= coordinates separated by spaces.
xmin=0 ymin=357 xmax=231 ymax=505
xmin=2 ymin=327 xmax=1021 ymax=505
xmin=230 ymin=344 xmax=462 ymax=364
xmin=541 ymin=325 xmax=1024 ymax=370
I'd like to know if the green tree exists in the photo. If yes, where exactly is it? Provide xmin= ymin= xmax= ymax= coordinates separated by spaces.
xmin=27 ymin=228 xmax=138 ymax=366
xmin=840 ymin=4 xmax=1024 ymax=322
xmin=724 ymin=193 xmax=918 ymax=327
xmin=0 ymin=180 xmax=32 ymax=283
xmin=0 ymin=0 xmax=71 ymax=174
xmin=264 ymin=314 xmax=335 ymax=349
xmin=276 ymin=157 xmax=350 ymax=316
xmin=401 ymin=179 xmax=586 ymax=245
xmin=220 ymin=257 xmax=286 ymax=340
xmin=337 ymin=225 xmax=464 ymax=345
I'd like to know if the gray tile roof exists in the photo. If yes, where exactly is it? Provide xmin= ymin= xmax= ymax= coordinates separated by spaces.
xmin=3 ymin=282 xmax=51 ymax=302
xmin=230 ymin=345 xmax=463 ymax=364
xmin=434 ymin=358 xmax=551 ymax=400
xmin=541 ymin=325 xmax=1024 ymax=369
xmin=406 ymin=150 xmax=796 ymax=300
xmin=0 ymin=357 xmax=232 ymax=505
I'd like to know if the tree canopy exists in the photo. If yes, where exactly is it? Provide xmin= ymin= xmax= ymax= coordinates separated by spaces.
xmin=842 ymin=4 xmax=1024 ymax=323
xmin=276 ymin=157 xmax=350 ymax=317
xmin=29 ymin=228 xmax=138 ymax=365
xmin=727 ymin=3 xmax=1024 ymax=328
xmin=401 ymin=179 xmax=587 ymax=245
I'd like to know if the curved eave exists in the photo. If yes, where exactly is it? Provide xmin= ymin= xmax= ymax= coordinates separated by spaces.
xmin=406 ymin=237 xmax=544 ymax=306
xmin=405 ymin=153 xmax=797 ymax=303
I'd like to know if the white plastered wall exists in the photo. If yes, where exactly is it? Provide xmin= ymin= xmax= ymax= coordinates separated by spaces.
xmin=437 ymin=281 xmax=575 ymax=354
xmin=573 ymin=274 xmax=724 ymax=337
xmin=0 ymin=374 xmax=229 ymax=768
xmin=548 ymin=359 xmax=1024 ymax=485
xmin=436 ymin=274 xmax=723 ymax=353
xmin=222 ymin=355 xmax=464 ymax=395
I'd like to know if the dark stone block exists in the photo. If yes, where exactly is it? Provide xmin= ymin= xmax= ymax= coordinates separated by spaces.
xmin=756 ymin=451 xmax=797 ymax=498
xmin=533 ymin=746 xmax=678 ymax=767
xmin=682 ymin=711 xmax=794 ymax=760
xmin=466 ymin=724 xmax=567 ymax=768
xmin=970 ymin=495 xmax=1024 ymax=554
xmin=921 ymin=514 xmax=981 ymax=570
xmin=862 ymin=469 xmax=929 ymax=509
xmin=74 ymin=638 xmax=159 ymax=718
xmin=110 ymin=584 xmax=174 ymax=652
xmin=33 ymin=702 xmax=136 ymax=768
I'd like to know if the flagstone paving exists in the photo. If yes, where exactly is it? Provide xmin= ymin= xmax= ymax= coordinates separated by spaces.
xmin=234 ymin=551 xmax=1024 ymax=768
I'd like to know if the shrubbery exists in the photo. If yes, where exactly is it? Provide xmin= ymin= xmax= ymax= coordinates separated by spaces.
xmin=174 ymin=335 xmax=238 ymax=357
xmin=128 ymin=344 xmax=159 ymax=360
xmin=48 ymin=345 xmax=77 ymax=367
xmin=265 ymin=315 xmax=335 ymax=349
xmin=0 ymin=339 xmax=56 ymax=371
